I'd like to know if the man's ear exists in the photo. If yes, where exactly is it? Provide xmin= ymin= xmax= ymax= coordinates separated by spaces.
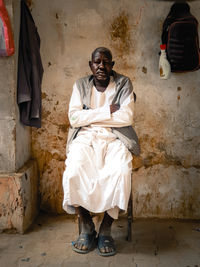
xmin=89 ymin=61 xmax=92 ymax=68
xmin=112 ymin=61 xmax=115 ymax=67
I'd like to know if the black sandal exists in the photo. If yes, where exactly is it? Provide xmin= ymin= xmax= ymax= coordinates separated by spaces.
xmin=71 ymin=231 xmax=97 ymax=254
xmin=97 ymin=235 xmax=116 ymax=257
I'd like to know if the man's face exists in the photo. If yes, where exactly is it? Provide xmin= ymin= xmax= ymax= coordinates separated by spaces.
xmin=89 ymin=52 xmax=115 ymax=81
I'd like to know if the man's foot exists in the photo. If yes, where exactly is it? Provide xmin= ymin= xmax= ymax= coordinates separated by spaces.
xmin=72 ymin=207 xmax=96 ymax=253
xmin=97 ymin=212 xmax=116 ymax=256
xmin=97 ymin=234 xmax=116 ymax=256
xmin=71 ymin=230 xmax=97 ymax=254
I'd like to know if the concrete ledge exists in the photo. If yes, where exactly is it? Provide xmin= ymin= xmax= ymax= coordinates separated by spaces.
xmin=0 ymin=159 xmax=39 ymax=233
xmin=132 ymin=164 xmax=200 ymax=219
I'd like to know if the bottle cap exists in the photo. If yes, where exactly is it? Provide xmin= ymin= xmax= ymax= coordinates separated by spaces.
xmin=160 ymin=44 xmax=166 ymax=50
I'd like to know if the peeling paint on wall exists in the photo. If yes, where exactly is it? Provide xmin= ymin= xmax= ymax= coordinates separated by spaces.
xmin=110 ymin=11 xmax=131 ymax=54
xmin=32 ymin=91 xmax=68 ymax=213
xmin=0 ymin=160 xmax=38 ymax=233
xmin=132 ymin=165 xmax=200 ymax=219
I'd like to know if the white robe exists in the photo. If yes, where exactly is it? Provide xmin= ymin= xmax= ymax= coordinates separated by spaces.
xmin=62 ymin=77 xmax=134 ymax=219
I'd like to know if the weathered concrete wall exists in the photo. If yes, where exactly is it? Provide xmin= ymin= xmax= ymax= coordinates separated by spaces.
xmin=14 ymin=0 xmax=32 ymax=170
xmin=0 ymin=0 xmax=31 ymax=173
xmin=0 ymin=0 xmax=16 ymax=172
xmin=0 ymin=0 xmax=38 ymax=232
xmin=0 ymin=160 xmax=39 ymax=233
xmin=132 ymin=165 xmax=200 ymax=219
xmin=31 ymin=0 xmax=200 ymax=218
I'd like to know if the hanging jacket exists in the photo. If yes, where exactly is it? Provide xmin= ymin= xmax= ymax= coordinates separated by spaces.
xmin=66 ymin=70 xmax=140 ymax=156
xmin=161 ymin=3 xmax=200 ymax=72
xmin=17 ymin=0 xmax=43 ymax=128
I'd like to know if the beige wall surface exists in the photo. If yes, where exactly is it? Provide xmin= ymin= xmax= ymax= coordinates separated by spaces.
xmin=0 ymin=0 xmax=31 ymax=173
xmin=0 ymin=0 xmax=38 ymax=232
xmin=30 ymin=0 xmax=200 ymax=218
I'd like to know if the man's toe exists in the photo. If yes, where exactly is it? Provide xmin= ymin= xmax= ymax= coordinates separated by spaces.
xmin=105 ymin=246 xmax=110 ymax=253
xmin=82 ymin=244 xmax=87 ymax=251
xmin=97 ymin=235 xmax=116 ymax=256
xmin=72 ymin=231 xmax=97 ymax=254
xmin=78 ymin=242 xmax=83 ymax=250
xmin=100 ymin=246 xmax=113 ymax=253
xmin=100 ymin=247 xmax=106 ymax=253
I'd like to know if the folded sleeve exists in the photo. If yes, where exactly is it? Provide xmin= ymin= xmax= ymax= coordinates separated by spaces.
xmin=68 ymin=83 xmax=111 ymax=127
xmin=93 ymin=91 xmax=134 ymax=127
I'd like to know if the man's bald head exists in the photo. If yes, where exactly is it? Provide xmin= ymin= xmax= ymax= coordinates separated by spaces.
xmin=91 ymin=47 xmax=113 ymax=61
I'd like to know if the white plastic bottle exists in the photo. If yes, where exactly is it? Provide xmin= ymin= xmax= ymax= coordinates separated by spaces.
xmin=159 ymin=44 xmax=171 ymax=79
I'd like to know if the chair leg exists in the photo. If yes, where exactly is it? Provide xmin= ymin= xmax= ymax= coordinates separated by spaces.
xmin=126 ymin=193 xmax=133 ymax=241
xmin=78 ymin=215 xmax=81 ymax=234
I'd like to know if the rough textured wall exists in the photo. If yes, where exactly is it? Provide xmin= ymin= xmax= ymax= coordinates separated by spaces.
xmin=0 ymin=0 xmax=31 ymax=173
xmin=0 ymin=0 xmax=38 ymax=233
xmin=0 ymin=160 xmax=38 ymax=233
xmin=31 ymin=0 xmax=200 ymax=217
xmin=14 ymin=0 xmax=31 ymax=171
xmin=0 ymin=0 xmax=16 ymax=172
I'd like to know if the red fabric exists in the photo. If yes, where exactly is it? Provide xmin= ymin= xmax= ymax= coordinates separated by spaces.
xmin=160 ymin=44 xmax=166 ymax=50
xmin=0 ymin=0 xmax=15 ymax=56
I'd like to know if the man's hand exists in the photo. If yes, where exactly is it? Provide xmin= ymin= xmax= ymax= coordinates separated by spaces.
xmin=110 ymin=104 xmax=120 ymax=114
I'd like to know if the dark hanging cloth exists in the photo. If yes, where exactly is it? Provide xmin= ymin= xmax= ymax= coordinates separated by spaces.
xmin=17 ymin=0 xmax=43 ymax=128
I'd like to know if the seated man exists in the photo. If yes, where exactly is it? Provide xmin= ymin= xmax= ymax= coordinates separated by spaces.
xmin=62 ymin=47 xmax=138 ymax=256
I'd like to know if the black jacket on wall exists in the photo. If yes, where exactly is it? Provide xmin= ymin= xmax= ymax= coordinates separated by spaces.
xmin=17 ymin=0 xmax=43 ymax=128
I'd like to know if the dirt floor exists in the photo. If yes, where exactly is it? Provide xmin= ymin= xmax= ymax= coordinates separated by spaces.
xmin=0 ymin=213 xmax=200 ymax=267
